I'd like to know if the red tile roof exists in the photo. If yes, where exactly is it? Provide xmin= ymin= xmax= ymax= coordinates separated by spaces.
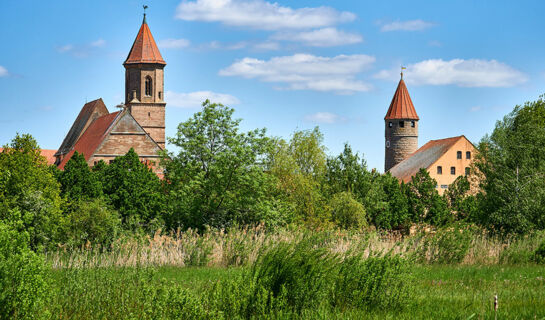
xmin=58 ymin=111 xmax=121 ymax=169
xmin=124 ymin=17 xmax=166 ymax=65
xmin=0 ymin=148 xmax=57 ymax=165
xmin=388 ymin=136 xmax=464 ymax=183
xmin=384 ymin=79 xmax=419 ymax=120
xmin=55 ymin=98 xmax=109 ymax=157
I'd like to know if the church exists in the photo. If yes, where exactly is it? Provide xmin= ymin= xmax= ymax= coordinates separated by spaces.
xmin=54 ymin=14 xmax=165 ymax=175
xmin=384 ymin=72 xmax=477 ymax=194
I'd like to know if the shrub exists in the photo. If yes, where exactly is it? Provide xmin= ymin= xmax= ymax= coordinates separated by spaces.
xmin=416 ymin=224 xmax=474 ymax=264
xmin=0 ymin=222 xmax=49 ymax=319
xmin=61 ymin=198 xmax=121 ymax=248
xmin=533 ymin=240 xmax=545 ymax=264
xmin=333 ymin=252 xmax=413 ymax=311
xmin=248 ymin=238 xmax=338 ymax=312
xmin=329 ymin=192 xmax=367 ymax=229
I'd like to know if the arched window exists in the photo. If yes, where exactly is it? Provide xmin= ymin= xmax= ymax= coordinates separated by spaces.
xmin=145 ymin=76 xmax=152 ymax=96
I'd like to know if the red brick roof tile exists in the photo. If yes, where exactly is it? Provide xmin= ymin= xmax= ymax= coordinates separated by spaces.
xmin=384 ymin=79 xmax=419 ymax=120
xmin=58 ymin=111 xmax=121 ymax=169
xmin=124 ymin=17 xmax=166 ymax=65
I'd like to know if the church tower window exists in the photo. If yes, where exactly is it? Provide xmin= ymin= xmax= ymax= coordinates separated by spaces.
xmin=145 ymin=76 xmax=153 ymax=96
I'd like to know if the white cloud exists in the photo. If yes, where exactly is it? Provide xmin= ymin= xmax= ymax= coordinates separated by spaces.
xmin=253 ymin=41 xmax=280 ymax=51
xmin=428 ymin=40 xmax=442 ymax=47
xmin=0 ymin=66 xmax=8 ymax=77
xmin=304 ymin=112 xmax=344 ymax=124
xmin=166 ymin=90 xmax=240 ymax=108
xmin=56 ymin=39 xmax=106 ymax=57
xmin=219 ymin=53 xmax=375 ymax=94
xmin=375 ymin=59 xmax=527 ymax=87
xmin=176 ymin=0 xmax=356 ymax=30
xmin=158 ymin=38 xmax=191 ymax=49
xmin=90 ymin=39 xmax=106 ymax=47
xmin=470 ymin=106 xmax=482 ymax=112
xmin=271 ymin=28 xmax=362 ymax=47
xmin=380 ymin=19 xmax=435 ymax=32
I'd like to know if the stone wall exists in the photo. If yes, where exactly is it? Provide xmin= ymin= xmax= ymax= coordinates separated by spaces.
xmin=385 ymin=119 xmax=418 ymax=172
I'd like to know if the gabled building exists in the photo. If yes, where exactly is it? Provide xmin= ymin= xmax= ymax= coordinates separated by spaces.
xmin=388 ymin=136 xmax=477 ymax=194
xmin=384 ymin=73 xmax=477 ymax=194
xmin=54 ymin=13 xmax=166 ymax=174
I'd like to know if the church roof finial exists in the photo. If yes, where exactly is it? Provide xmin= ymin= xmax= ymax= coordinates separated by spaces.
xmin=400 ymin=66 xmax=406 ymax=80
xmin=143 ymin=5 xmax=148 ymax=24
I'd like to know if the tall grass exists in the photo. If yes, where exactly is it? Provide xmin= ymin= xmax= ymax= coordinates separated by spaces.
xmin=46 ymin=226 xmax=545 ymax=268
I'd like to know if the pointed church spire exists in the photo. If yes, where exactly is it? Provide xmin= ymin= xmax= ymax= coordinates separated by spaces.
xmin=124 ymin=10 xmax=166 ymax=66
xmin=384 ymin=74 xmax=419 ymax=120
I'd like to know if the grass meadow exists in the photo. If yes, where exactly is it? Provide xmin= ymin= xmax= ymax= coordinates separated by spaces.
xmin=41 ymin=227 xmax=545 ymax=319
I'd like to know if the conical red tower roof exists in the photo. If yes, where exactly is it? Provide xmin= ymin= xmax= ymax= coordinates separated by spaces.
xmin=124 ymin=15 xmax=166 ymax=65
xmin=384 ymin=78 xmax=419 ymax=120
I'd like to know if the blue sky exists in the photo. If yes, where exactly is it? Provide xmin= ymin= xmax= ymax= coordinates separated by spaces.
xmin=1 ymin=0 xmax=544 ymax=171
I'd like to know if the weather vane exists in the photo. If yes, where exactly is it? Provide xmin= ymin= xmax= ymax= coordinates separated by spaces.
xmin=401 ymin=66 xmax=406 ymax=79
xmin=143 ymin=5 xmax=148 ymax=22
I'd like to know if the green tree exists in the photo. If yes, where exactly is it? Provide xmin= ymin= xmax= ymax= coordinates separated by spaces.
xmin=364 ymin=172 xmax=410 ymax=230
xmin=444 ymin=175 xmax=477 ymax=220
xmin=163 ymin=100 xmax=289 ymax=230
xmin=405 ymin=169 xmax=450 ymax=226
xmin=0 ymin=222 xmax=49 ymax=319
xmin=329 ymin=191 xmax=367 ymax=229
xmin=101 ymin=148 xmax=165 ymax=232
xmin=326 ymin=143 xmax=372 ymax=201
xmin=474 ymin=95 xmax=545 ymax=234
xmin=269 ymin=128 xmax=329 ymax=225
xmin=57 ymin=151 xmax=102 ymax=201
xmin=0 ymin=134 xmax=63 ymax=250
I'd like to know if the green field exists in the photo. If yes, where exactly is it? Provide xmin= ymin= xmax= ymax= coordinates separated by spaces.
xmin=46 ymin=264 xmax=545 ymax=319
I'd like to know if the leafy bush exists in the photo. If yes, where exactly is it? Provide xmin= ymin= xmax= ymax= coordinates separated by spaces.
xmin=533 ymin=240 xmax=545 ymax=264
xmin=333 ymin=252 xmax=413 ymax=311
xmin=248 ymin=238 xmax=338 ymax=312
xmin=61 ymin=198 xmax=121 ymax=248
xmin=416 ymin=225 xmax=474 ymax=264
xmin=329 ymin=192 xmax=367 ymax=229
xmin=0 ymin=223 xmax=49 ymax=319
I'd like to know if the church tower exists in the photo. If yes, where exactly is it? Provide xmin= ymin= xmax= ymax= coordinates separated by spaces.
xmin=384 ymin=72 xmax=419 ymax=172
xmin=124 ymin=13 xmax=166 ymax=149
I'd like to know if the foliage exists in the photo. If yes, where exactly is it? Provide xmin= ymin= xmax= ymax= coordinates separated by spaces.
xmin=270 ymin=127 xmax=328 ymax=225
xmin=365 ymin=172 xmax=410 ymax=230
xmin=332 ymin=252 xmax=412 ymax=311
xmin=0 ymin=133 xmax=63 ymax=250
xmin=0 ymin=222 xmax=49 ymax=319
xmin=61 ymin=198 xmax=121 ymax=248
xmin=164 ymin=100 xmax=288 ymax=230
xmin=57 ymin=151 xmax=102 ymax=201
xmin=444 ymin=175 xmax=477 ymax=220
xmin=101 ymin=148 xmax=165 ymax=232
xmin=474 ymin=95 xmax=545 ymax=234
xmin=326 ymin=143 xmax=371 ymax=201
xmin=533 ymin=240 xmax=545 ymax=264
xmin=328 ymin=191 xmax=367 ymax=229
xmin=405 ymin=169 xmax=451 ymax=226
xmin=415 ymin=224 xmax=474 ymax=264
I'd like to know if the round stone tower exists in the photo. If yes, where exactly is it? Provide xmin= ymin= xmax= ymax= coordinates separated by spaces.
xmin=384 ymin=73 xmax=419 ymax=172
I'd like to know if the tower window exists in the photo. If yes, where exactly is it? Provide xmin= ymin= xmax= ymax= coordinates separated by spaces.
xmin=388 ymin=122 xmax=393 ymax=128
xmin=466 ymin=151 xmax=471 ymax=159
xmin=145 ymin=76 xmax=152 ymax=96
xmin=451 ymin=167 xmax=456 ymax=175
xmin=399 ymin=121 xmax=404 ymax=128
xmin=465 ymin=167 xmax=470 ymax=175
xmin=457 ymin=151 xmax=462 ymax=159
xmin=158 ymin=91 xmax=162 ymax=99
xmin=148 ymin=112 xmax=151 ymax=118
xmin=386 ymin=140 xmax=390 ymax=148
xmin=437 ymin=166 xmax=442 ymax=174
xmin=411 ymin=121 xmax=415 ymax=127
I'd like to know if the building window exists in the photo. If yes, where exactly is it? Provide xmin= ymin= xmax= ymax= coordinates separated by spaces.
xmin=109 ymin=160 xmax=114 ymax=164
xmin=399 ymin=121 xmax=404 ymax=128
xmin=94 ymin=161 xmax=98 ymax=166
xmin=465 ymin=167 xmax=470 ymax=175
xmin=437 ymin=166 xmax=442 ymax=174
xmin=457 ymin=151 xmax=462 ymax=159
xmin=148 ymin=112 xmax=151 ymax=118
xmin=386 ymin=140 xmax=390 ymax=148
xmin=388 ymin=122 xmax=393 ymax=128
xmin=441 ymin=185 xmax=448 ymax=189
xmin=451 ymin=167 xmax=456 ymax=175
xmin=145 ymin=76 xmax=152 ymax=96
xmin=466 ymin=151 xmax=471 ymax=159
xmin=158 ymin=91 xmax=162 ymax=99
xmin=411 ymin=121 xmax=415 ymax=127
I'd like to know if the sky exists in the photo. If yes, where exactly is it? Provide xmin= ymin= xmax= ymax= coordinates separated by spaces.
xmin=1 ymin=0 xmax=544 ymax=171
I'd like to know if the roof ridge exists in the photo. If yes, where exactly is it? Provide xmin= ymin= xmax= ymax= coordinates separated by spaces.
xmin=124 ymin=18 xmax=166 ymax=65
xmin=384 ymin=79 xmax=419 ymax=120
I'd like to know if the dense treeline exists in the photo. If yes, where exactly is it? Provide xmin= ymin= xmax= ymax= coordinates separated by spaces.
xmin=2 ymin=97 xmax=545 ymax=251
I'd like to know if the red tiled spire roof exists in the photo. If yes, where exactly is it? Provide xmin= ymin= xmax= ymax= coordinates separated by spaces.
xmin=384 ymin=78 xmax=419 ymax=120
xmin=124 ymin=15 xmax=166 ymax=65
